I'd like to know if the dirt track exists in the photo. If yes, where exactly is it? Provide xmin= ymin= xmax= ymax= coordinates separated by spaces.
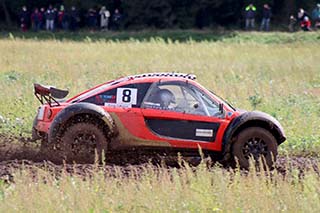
xmin=0 ymin=134 xmax=318 ymax=181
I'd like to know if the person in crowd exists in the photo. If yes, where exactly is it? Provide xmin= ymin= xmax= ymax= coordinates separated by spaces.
xmin=87 ymin=8 xmax=98 ymax=31
xmin=312 ymin=3 xmax=320 ymax=29
xmin=57 ymin=5 xmax=65 ymax=30
xmin=45 ymin=5 xmax=55 ymax=31
xmin=297 ymin=8 xmax=308 ymax=23
xmin=301 ymin=16 xmax=312 ymax=31
xmin=62 ymin=8 xmax=70 ymax=30
xmin=245 ymin=3 xmax=257 ymax=30
xmin=19 ymin=6 xmax=29 ymax=32
xmin=260 ymin=4 xmax=272 ymax=31
xmin=70 ymin=6 xmax=80 ymax=31
xmin=31 ymin=8 xmax=42 ymax=32
xmin=288 ymin=15 xmax=297 ymax=32
xmin=99 ymin=6 xmax=110 ymax=30
xmin=112 ymin=9 xmax=122 ymax=30
xmin=39 ymin=7 xmax=46 ymax=30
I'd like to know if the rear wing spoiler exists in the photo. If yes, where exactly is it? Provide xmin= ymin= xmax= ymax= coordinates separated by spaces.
xmin=34 ymin=83 xmax=69 ymax=107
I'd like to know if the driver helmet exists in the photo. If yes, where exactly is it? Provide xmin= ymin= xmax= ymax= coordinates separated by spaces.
xmin=157 ymin=89 xmax=176 ymax=108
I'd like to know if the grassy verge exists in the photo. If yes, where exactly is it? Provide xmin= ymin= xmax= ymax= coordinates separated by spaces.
xmin=1 ymin=30 xmax=320 ymax=43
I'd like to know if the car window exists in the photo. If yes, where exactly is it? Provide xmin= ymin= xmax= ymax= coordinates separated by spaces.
xmin=189 ymin=85 xmax=221 ymax=117
xmin=142 ymin=81 xmax=220 ymax=116
xmin=82 ymin=83 xmax=151 ymax=107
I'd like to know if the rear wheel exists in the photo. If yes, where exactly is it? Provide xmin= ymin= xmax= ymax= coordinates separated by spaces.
xmin=59 ymin=122 xmax=108 ymax=163
xmin=232 ymin=127 xmax=278 ymax=169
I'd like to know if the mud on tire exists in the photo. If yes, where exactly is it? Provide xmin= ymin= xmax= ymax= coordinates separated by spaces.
xmin=57 ymin=122 xmax=108 ymax=163
xmin=232 ymin=127 xmax=278 ymax=169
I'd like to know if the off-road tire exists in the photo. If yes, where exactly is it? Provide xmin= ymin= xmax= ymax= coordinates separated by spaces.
xmin=59 ymin=122 xmax=108 ymax=163
xmin=232 ymin=127 xmax=278 ymax=169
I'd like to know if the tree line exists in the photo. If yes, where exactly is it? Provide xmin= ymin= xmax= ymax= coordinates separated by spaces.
xmin=0 ymin=0 xmax=319 ymax=29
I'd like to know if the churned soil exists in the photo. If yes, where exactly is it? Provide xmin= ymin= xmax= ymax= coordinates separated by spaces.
xmin=0 ymin=134 xmax=318 ymax=182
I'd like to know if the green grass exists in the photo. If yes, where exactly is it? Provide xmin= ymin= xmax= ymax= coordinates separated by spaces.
xmin=0 ymin=31 xmax=319 ymax=154
xmin=0 ymin=162 xmax=320 ymax=212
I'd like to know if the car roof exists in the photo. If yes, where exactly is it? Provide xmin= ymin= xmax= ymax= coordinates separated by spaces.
xmin=122 ymin=72 xmax=197 ymax=84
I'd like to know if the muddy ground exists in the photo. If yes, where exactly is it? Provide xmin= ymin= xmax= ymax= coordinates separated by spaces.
xmin=0 ymin=134 xmax=318 ymax=181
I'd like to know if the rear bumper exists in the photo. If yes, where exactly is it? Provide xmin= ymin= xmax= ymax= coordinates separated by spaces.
xmin=31 ymin=117 xmax=50 ymax=141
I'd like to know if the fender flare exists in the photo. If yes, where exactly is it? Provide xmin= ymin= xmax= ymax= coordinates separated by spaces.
xmin=222 ymin=111 xmax=286 ymax=156
xmin=48 ymin=103 xmax=115 ymax=144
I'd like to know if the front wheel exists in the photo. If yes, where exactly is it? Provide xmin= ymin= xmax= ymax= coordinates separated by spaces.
xmin=232 ymin=127 xmax=278 ymax=169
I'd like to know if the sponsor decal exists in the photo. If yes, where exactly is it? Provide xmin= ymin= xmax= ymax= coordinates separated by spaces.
xmin=195 ymin=129 xmax=213 ymax=137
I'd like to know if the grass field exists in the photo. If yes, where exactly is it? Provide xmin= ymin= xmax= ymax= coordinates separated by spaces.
xmin=0 ymin=30 xmax=319 ymax=211
xmin=0 ymin=31 xmax=319 ymax=154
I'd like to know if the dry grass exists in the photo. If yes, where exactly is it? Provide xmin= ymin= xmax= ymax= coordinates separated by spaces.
xmin=0 ymin=161 xmax=319 ymax=212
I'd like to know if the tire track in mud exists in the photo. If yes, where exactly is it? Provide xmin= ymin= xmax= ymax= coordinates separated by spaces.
xmin=0 ymin=134 xmax=318 ymax=181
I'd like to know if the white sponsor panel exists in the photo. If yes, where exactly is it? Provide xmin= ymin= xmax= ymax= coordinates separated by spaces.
xmin=37 ymin=106 xmax=45 ymax=120
xmin=195 ymin=129 xmax=213 ymax=137
xmin=104 ymin=102 xmax=131 ymax=108
xmin=116 ymin=88 xmax=138 ymax=106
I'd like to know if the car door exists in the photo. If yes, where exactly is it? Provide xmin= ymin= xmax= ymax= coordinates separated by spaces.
xmin=141 ymin=80 xmax=228 ymax=150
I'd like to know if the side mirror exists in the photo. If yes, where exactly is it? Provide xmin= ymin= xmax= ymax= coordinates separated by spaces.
xmin=219 ymin=103 xmax=224 ymax=114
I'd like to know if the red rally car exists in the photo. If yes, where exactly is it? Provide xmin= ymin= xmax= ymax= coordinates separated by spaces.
xmin=32 ymin=73 xmax=286 ymax=168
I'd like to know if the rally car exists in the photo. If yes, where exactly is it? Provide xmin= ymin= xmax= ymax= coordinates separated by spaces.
xmin=32 ymin=72 xmax=286 ymax=168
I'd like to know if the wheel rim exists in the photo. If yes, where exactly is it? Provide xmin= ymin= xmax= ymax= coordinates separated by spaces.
xmin=70 ymin=131 xmax=97 ymax=156
xmin=242 ymin=137 xmax=268 ymax=160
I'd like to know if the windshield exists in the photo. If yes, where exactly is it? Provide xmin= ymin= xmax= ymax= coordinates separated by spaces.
xmin=70 ymin=77 xmax=128 ymax=103
xmin=209 ymin=90 xmax=236 ymax=111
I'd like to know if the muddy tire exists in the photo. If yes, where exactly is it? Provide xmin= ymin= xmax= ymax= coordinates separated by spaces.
xmin=232 ymin=127 xmax=278 ymax=169
xmin=59 ymin=122 xmax=108 ymax=163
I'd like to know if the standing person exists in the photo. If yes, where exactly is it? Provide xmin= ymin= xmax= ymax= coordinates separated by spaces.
xmin=31 ymin=8 xmax=42 ymax=32
xmin=245 ymin=3 xmax=257 ymax=30
xmin=45 ymin=5 xmax=55 ymax=31
xmin=19 ymin=6 xmax=29 ymax=32
xmin=62 ymin=8 xmax=70 ymax=30
xmin=70 ymin=6 xmax=80 ymax=31
xmin=87 ymin=8 xmax=98 ymax=31
xmin=40 ymin=7 xmax=46 ymax=30
xmin=312 ymin=3 xmax=320 ymax=29
xmin=57 ymin=5 xmax=65 ymax=30
xmin=297 ymin=8 xmax=308 ymax=23
xmin=112 ymin=9 xmax=122 ymax=30
xmin=288 ymin=15 xmax=297 ymax=32
xmin=99 ymin=6 xmax=110 ymax=30
xmin=260 ymin=4 xmax=272 ymax=31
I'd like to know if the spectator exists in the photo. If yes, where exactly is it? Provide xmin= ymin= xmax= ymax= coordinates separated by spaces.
xmin=87 ymin=8 xmax=98 ymax=31
xmin=62 ymin=8 xmax=70 ymax=30
xmin=245 ymin=3 xmax=256 ymax=30
xmin=112 ymin=9 xmax=122 ymax=30
xmin=19 ymin=6 xmax=29 ymax=32
xmin=260 ymin=4 xmax=272 ymax=31
xmin=301 ymin=16 xmax=312 ymax=31
xmin=312 ymin=3 xmax=320 ymax=29
xmin=288 ymin=15 xmax=297 ymax=32
xmin=40 ymin=7 xmax=46 ymax=30
xmin=297 ymin=8 xmax=308 ymax=23
xmin=57 ymin=5 xmax=65 ymax=29
xmin=31 ymin=8 xmax=42 ymax=32
xmin=99 ymin=6 xmax=110 ymax=30
xmin=45 ymin=5 xmax=55 ymax=31
xmin=70 ymin=6 xmax=80 ymax=31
